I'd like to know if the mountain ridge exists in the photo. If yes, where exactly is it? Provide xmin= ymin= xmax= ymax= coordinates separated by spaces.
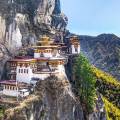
xmin=79 ymin=33 xmax=120 ymax=80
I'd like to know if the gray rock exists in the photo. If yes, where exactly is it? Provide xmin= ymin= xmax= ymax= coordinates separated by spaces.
xmin=3 ymin=75 xmax=84 ymax=120
xmin=88 ymin=93 xmax=106 ymax=120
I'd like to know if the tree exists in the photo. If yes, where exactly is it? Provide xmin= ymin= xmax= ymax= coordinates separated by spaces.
xmin=74 ymin=54 xmax=96 ymax=113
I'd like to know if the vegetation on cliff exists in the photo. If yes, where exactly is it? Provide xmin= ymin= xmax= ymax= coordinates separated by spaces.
xmin=0 ymin=106 xmax=4 ymax=119
xmin=74 ymin=54 xmax=96 ymax=113
xmin=92 ymin=67 xmax=120 ymax=109
xmin=103 ymin=97 xmax=120 ymax=120
xmin=74 ymin=53 xmax=120 ymax=120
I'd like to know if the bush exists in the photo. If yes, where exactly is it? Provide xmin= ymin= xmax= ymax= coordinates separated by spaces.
xmin=102 ymin=97 xmax=120 ymax=120
xmin=92 ymin=67 xmax=120 ymax=108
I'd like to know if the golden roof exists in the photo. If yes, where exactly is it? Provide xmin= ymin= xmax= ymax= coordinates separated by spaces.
xmin=70 ymin=36 xmax=80 ymax=44
xmin=37 ymin=36 xmax=53 ymax=46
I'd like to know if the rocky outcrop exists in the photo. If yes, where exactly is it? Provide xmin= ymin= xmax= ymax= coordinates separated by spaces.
xmin=88 ymin=93 xmax=106 ymax=120
xmin=0 ymin=0 xmax=68 ymax=50
xmin=3 ymin=75 xmax=84 ymax=120
xmin=65 ymin=55 xmax=107 ymax=120
xmin=79 ymin=34 xmax=120 ymax=80
xmin=0 ymin=44 xmax=10 ymax=79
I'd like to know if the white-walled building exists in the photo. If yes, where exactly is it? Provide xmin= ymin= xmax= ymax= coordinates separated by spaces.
xmin=0 ymin=80 xmax=30 ymax=97
xmin=8 ymin=58 xmax=37 ymax=84
xmin=69 ymin=36 xmax=80 ymax=54
xmin=0 ymin=35 xmax=80 ymax=99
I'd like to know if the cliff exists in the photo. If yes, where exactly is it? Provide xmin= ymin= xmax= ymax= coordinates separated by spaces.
xmin=0 ymin=0 xmax=68 ymax=48
xmin=3 ymin=75 xmax=84 ymax=120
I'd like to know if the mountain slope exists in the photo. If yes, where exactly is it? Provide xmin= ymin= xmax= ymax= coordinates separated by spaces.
xmin=80 ymin=34 xmax=120 ymax=80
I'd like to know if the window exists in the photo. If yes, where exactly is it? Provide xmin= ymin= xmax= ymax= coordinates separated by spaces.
xmin=24 ymin=69 xmax=26 ymax=73
xmin=12 ymin=86 xmax=14 ymax=90
xmin=75 ymin=48 xmax=78 ymax=52
xmin=27 ymin=69 xmax=28 ymax=73
xmin=21 ymin=69 xmax=23 ymax=73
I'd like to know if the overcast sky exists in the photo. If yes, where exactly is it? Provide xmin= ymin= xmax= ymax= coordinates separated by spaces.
xmin=61 ymin=0 xmax=120 ymax=36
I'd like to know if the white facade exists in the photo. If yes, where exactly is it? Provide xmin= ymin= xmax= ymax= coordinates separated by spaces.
xmin=58 ymin=65 xmax=65 ymax=73
xmin=71 ymin=45 xmax=80 ymax=54
xmin=33 ymin=73 xmax=50 ymax=80
xmin=16 ymin=66 xmax=33 ymax=84
xmin=3 ymin=88 xmax=19 ymax=97
xmin=49 ymin=64 xmax=65 ymax=73
xmin=2 ymin=86 xmax=29 ymax=97
xmin=43 ymin=53 xmax=52 ymax=57
xmin=34 ymin=53 xmax=40 ymax=58
xmin=34 ymin=52 xmax=52 ymax=58
xmin=19 ymin=89 xmax=30 ymax=97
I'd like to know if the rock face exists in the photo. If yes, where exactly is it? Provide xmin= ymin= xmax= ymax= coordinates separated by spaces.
xmin=0 ymin=0 xmax=68 ymax=50
xmin=3 ymin=75 xmax=84 ymax=120
xmin=79 ymin=34 xmax=120 ymax=80
xmin=88 ymin=93 xmax=106 ymax=120
xmin=0 ymin=44 xmax=10 ymax=79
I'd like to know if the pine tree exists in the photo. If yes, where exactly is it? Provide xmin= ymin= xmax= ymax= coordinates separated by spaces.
xmin=74 ymin=54 xmax=96 ymax=113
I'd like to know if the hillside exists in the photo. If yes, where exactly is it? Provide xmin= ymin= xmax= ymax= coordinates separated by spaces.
xmin=79 ymin=34 xmax=120 ymax=80
xmin=69 ymin=54 xmax=120 ymax=120
xmin=93 ymin=66 xmax=120 ymax=119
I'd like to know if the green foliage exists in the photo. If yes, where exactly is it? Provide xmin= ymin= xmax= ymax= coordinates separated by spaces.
xmin=0 ymin=107 xmax=4 ymax=118
xmin=92 ymin=67 xmax=120 ymax=109
xmin=73 ymin=53 xmax=120 ymax=118
xmin=91 ymin=66 xmax=120 ymax=120
xmin=102 ymin=97 xmax=120 ymax=120
xmin=92 ymin=67 xmax=120 ymax=87
xmin=74 ymin=54 xmax=96 ymax=113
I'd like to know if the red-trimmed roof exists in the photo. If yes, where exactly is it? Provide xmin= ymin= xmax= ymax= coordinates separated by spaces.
xmin=0 ymin=80 xmax=16 ymax=84
xmin=14 ymin=56 xmax=33 ymax=59
xmin=8 ymin=58 xmax=36 ymax=62
xmin=0 ymin=80 xmax=29 ymax=87
xmin=36 ymin=57 xmax=49 ymax=61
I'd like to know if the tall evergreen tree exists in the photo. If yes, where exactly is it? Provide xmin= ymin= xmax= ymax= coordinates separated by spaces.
xmin=74 ymin=54 xmax=96 ymax=113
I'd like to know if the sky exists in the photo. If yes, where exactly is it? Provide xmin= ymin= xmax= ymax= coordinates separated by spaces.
xmin=61 ymin=0 xmax=120 ymax=36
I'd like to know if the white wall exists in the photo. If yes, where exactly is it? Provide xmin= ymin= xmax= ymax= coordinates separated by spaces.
xmin=3 ymin=89 xmax=29 ymax=97
xmin=19 ymin=91 xmax=30 ymax=97
xmin=34 ymin=52 xmax=52 ymax=58
xmin=16 ymin=66 xmax=33 ymax=84
xmin=3 ymin=89 xmax=19 ymax=97
xmin=71 ymin=45 xmax=80 ymax=54
xmin=49 ymin=64 xmax=65 ymax=73
xmin=34 ymin=53 xmax=40 ymax=58
xmin=78 ymin=45 xmax=80 ymax=54
xmin=33 ymin=73 xmax=49 ymax=80
xmin=43 ymin=53 xmax=52 ymax=57
xmin=58 ymin=65 xmax=65 ymax=73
